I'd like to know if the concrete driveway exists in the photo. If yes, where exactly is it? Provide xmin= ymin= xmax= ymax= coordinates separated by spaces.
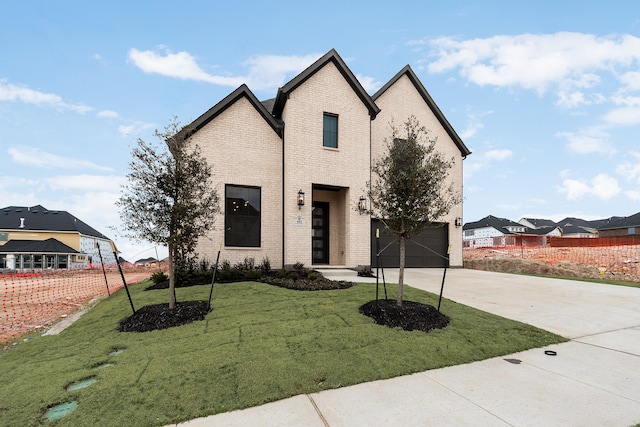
xmin=172 ymin=269 xmax=640 ymax=427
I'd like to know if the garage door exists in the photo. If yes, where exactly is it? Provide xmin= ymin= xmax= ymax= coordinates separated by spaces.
xmin=370 ymin=219 xmax=449 ymax=268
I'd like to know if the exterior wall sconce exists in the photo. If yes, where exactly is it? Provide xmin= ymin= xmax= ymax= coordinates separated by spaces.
xmin=454 ymin=217 xmax=462 ymax=227
xmin=297 ymin=190 xmax=305 ymax=209
xmin=357 ymin=196 xmax=367 ymax=214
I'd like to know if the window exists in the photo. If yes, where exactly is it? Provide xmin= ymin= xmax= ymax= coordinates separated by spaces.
xmin=323 ymin=113 xmax=338 ymax=148
xmin=225 ymin=185 xmax=261 ymax=247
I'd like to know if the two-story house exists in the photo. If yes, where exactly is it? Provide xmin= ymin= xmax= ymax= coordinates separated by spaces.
xmin=186 ymin=49 xmax=470 ymax=269
xmin=0 ymin=205 xmax=117 ymax=270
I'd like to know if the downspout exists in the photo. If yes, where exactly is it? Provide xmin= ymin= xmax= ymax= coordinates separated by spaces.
xmin=281 ymin=125 xmax=286 ymax=268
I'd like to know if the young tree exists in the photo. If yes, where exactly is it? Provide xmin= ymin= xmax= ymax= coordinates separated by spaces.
xmin=369 ymin=116 xmax=461 ymax=306
xmin=117 ymin=117 xmax=220 ymax=309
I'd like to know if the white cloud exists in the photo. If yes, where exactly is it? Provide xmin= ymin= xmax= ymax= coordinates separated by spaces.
xmin=357 ymin=74 xmax=382 ymax=93
xmin=602 ymin=106 xmax=640 ymax=126
xmin=463 ymin=147 xmax=512 ymax=178
xmin=484 ymin=149 xmax=512 ymax=160
xmin=625 ymin=189 xmax=640 ymax=201
xmin=425 ymin=32 xmax=640 ymax=102
xmin=616 ymin=152 xmax=640 ymax=181
xmin=0 ymin=79 xmax=93 ymax=113
xmin=8 ymin=146 xmax=114 ymax=171
xmin=557 ymin=128 xmax=615 ymax=155
xmin=557 ymin=172 xmax=620 ymax=200
xmin=97 ymin=110 xmax=119 ymax=119
xmin=128 ymin=47 xmax=322 ymax=91
xmin=44 ymin=174 xmax=124 ymax=191
xmin=459 ymin=109 xmax=492 ymax=139
xmin=117 ymin=121 xmax=155 ymax=138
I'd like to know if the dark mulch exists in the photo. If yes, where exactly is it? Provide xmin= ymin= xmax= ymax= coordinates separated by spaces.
xmin=118 ymin=300 xmax=211 ymax=332
xmin=261 ymin=277 xmax=355 ymax=291
xmin=359 ymin=299 xmax=450 ymax=333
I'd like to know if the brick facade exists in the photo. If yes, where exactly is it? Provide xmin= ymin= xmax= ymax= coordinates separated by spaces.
xmin=188 ymin=49 xmax=470 ymax=269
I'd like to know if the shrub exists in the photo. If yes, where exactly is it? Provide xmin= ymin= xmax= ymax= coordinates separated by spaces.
xmin=276 ymin=268 xmax=288 ymax=278
xmin=244 ymin=269 xmax=262 ymax=280
xmin=150 ymin=271 xmax=168 ymax=284
xmin=259 ymin=257 xmax=271 ymax=272
xmin=307 ymin=272 xmax=320 ymax=281
xmin=293 ymin=261 xmax=305 ymax=271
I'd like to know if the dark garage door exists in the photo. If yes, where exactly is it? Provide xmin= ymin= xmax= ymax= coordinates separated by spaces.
xmin=370 ymin=219 xmax=449 ymax=268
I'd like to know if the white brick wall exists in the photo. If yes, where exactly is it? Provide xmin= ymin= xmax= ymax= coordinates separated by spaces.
xmin=191 ymin=96 xmax=284 ymax=268
xmin=281 ymin=63 xmax=371 ymax=267
xmin=372 ymin=75 xmax=465 ymax=267
xmin=190 ymin=59 xmax=466 ymax=269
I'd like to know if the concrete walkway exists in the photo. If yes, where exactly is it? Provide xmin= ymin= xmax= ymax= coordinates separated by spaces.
xmin=170 ymin=269 xmax=640 ymax=427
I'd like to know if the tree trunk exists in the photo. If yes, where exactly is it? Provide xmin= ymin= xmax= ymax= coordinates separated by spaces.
xmin=168 ymin=243 xmax=176 ymax=310
xmin=397 ymin=237 xmax=405 ymax=306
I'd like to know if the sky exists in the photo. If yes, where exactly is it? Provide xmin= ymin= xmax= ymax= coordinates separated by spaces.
xmin=2 ymin=1 xmax=640 ymax=261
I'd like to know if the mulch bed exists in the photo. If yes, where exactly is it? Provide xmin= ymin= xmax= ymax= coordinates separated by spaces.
xmin=359 ymin=299 xmax=450 ymax=333
xmin=118 ymin=301 xmax=210 ymax=332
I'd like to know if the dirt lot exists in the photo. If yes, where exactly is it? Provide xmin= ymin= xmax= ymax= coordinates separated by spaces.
xmin=464 ymin=246 xmax=640 ymax=283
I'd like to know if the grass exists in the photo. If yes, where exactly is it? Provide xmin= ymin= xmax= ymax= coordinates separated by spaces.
xmin=0 ymin=280 xmax=566 ymax=426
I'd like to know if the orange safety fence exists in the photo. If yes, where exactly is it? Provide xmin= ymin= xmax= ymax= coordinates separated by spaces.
xmin=464 ymin=236 xmax=640 ymax=281
xmin=0 ymin=267 xmax=160 ymax=346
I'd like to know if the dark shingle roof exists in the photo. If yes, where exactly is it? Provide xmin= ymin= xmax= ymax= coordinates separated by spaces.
xmin=598 ymin=212 xmax=640 ymax=230
xmin=463 ymin=215 xmax=530 ymax=234
xmin=0 ymin=238 xmax=79 ymax=254
xmin=521 ymin=218 xmax=557 ymax=229
xmin=0 ymin=205 xmax=110 ymax=239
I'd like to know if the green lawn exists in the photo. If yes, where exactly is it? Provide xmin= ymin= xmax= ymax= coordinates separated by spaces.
xmin=0 ymin=280 xmax=566 ymax=426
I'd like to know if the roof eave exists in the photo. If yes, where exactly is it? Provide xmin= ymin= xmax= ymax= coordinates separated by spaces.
xmin=273 ymin=49 xmax=380 ymax=120
xmin=373 ymin=65 xmax=471 ymax=157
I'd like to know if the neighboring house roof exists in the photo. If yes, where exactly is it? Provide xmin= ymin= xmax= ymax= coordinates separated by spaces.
xmin=519 ymin=218 xmax=557 ymax=229
xmin=272 ymin=49 xmax=381 ymax=120
xmin=598 ymin=212 xmax=640 ymax=230
xmin=0 ymin=238 xmax=79 ymax=254
xmin=0 ymin=205 xmax=110 ymax=240
xmin=185 ymin=84 xmax=284 ymax=138
xmin=463 ymin=215 xmax=530 ymax=235
xmin=372 ymin=65 xmax=471 ymax=157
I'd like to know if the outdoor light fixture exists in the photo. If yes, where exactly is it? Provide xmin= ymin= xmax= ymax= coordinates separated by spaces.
xmin=358 ymin=196 xmax=367 ymax=214
xmin=297 ymin=189 xmax=305 ymax=209
xmin=454 ymin=217 xmax=462 ymax=227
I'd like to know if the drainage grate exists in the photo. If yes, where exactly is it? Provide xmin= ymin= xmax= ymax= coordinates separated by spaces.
xmin=43 ymin=401 xmax=78 ymax=421
xmin=66 ymin=377 xmax=97 ymax=392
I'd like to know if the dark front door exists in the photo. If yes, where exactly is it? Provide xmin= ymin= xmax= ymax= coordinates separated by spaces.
xmin=312 ymin=202 xmax=329 ymax=264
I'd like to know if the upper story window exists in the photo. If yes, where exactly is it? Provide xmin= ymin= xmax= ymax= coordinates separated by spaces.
xmin=323 ymin=113 xmax=338 ymax=148
xmin=225 ymin=184 xmax=261 ymax=247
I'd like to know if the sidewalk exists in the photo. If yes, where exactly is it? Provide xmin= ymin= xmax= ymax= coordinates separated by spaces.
xmin=170 ymin=269 xmax=640 ymax=426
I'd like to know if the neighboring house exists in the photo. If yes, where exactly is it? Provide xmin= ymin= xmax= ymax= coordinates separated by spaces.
xmin=555 ymin=217 xmax=601 ymax=238
xmin=517 ymin=217 xmax=562 ymax=237
xmin=185 ymin=49 xmax=470 ymax=269
xmin=598 ymin=212 xmax=640 ymax=238
xmin=0 ymin=205 xmax=117 ymax=270
xmin=463 ymin=215 xmax=531 ymax=248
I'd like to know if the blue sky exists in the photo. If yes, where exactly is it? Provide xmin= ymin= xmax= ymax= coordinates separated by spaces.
xmin=2 ymin=1 xmax=640 ymax=261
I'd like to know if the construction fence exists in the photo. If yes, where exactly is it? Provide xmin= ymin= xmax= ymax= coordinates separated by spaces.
xmin=1 ymin=266 xmax=159 ymax=346
xmin=464 ymin=235 xmax=640 ymax=281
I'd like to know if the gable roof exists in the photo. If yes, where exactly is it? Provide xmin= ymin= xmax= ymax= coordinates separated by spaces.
xmin=463 ymin=215 xmax=529 ymax=235
xmin=186 ymin=84 xmax=284 ymax=138
xmin=519 ymin=218 xmax=557 ymax=229
xmin=0 ymin=205 xmax=110 ymax=239
xmin=598 ymin=212 xmax=640 ymax=230
xmin=0 ymin=238 xmax=79 ymax=254
xmin=373 ymin=65 xmax=471 ymax=157
xmin=272 ymin=49 xmax=380 ymax=120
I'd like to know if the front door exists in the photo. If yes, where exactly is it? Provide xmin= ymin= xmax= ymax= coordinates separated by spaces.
xmin=312 ymin=202 xmax=329 ymax=264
